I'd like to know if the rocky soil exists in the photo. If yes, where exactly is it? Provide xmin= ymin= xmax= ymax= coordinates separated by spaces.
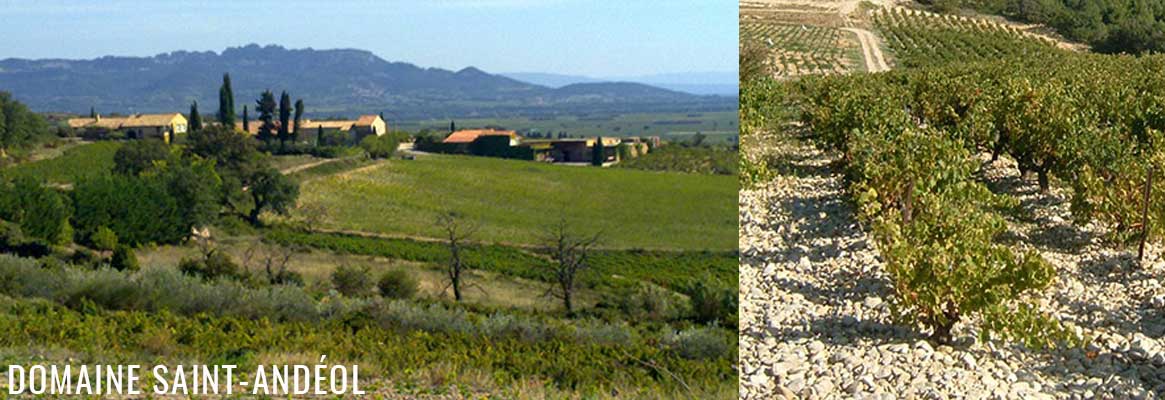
xmin=739 ymin=138 xmax=1165 ymax=399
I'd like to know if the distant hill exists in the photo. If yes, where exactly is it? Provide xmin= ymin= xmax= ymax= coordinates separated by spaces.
xmin=0 ymin=44 xmax=735 ymax=120
xmin=501 ymin=72 xmax=603 ymax=88
xmin=503 ymin=71 xmax=738 ymax=96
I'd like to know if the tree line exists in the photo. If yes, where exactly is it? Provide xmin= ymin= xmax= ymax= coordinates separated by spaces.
xmin=929 ymin=0 xmax=1165 ymax=53
xmin=0 ymin=92 xmax=52 ymax=162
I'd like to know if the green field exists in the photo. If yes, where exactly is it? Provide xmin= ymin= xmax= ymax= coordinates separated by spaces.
xmin=0 ymin=141 xmax=120 ymax=184
xmin=396 ymin=111 xmax=739 ymax=142
xmin=293 ymin=154 xmax=737 ymax=250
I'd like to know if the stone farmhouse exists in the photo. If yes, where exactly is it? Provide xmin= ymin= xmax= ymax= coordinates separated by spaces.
xmin=67 ymin=113 xmax=188 ymax=142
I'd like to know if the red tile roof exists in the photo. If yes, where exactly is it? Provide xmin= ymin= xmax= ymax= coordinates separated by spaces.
xmin=355 ymin=115 xmax=380 ymax=127
xmin=442 ymin=129 xmax=518 ymax=144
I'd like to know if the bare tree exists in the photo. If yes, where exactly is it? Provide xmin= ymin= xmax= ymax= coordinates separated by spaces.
xmin=241 ymin=242 xmax=301 ymax=285
xmin=541 ymin=215 xmax=601 ymax=316
xmin=436 ymin=211 xmax=479 ymax=302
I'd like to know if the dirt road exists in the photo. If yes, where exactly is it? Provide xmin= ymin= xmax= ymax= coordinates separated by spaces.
xmin=841 ymin=27 xmax=890 ymax=73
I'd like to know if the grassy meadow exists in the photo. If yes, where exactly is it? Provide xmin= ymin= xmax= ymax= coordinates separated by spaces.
xmin=292 ymin=153 xmax=737 ymax=250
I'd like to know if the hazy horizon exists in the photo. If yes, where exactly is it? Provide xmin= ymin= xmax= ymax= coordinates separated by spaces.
xmin=0 ymin=0 xmax=737 ymax=78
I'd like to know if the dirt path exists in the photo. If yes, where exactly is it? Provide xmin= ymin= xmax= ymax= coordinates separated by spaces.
xmin=841 ymin=27 xmax=890 ymax=72
xmin=279 ymin=157 xmax=353 ymax=175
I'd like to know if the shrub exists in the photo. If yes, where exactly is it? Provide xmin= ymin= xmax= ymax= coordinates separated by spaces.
xmin=112 ymin=139 xmax=173 ymax=176
xmin=0 ymin=177 xmax=73 ymax=245
xmin=71 ymin=175 xmax=187 ymax=246
xmin=331 ymin=264 xmax=373 ymax=297
xmin=89 ymin=226 xmax=118 ymax=251
xmin=663 ymin=326 xmax=732 ymax=360
xmin=69 ymin=248 xmax=103 ymax=269
xmin=687 ymin=280 xmax=737 ymax=327
xmin=359 ymin=134 xmax=400 ymax=159
xmin=178 ymin=251 xmax=240 ymax=281
xmin=110 ymin=245 xmax=138 ymax=272
xmin=377 ymin=269 xmax=418 ymax=299
xmin=615 ymin=284 xmax=682 ymax=322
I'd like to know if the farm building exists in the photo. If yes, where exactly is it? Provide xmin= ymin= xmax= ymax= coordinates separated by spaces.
xmin=67 ymin=113 xmax=188 ymax=142
xmin=522 ymin=137 xmax=623 ymax=163
xmin=242 ymin=115 xmax=388 ymax=141
xmin=442 ymin=129 xmax=520 ymax=145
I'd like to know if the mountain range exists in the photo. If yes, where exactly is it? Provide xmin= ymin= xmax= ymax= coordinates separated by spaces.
xmin=501 ymin=72 xmax=738 ymax=96
xmin=0 ymin=44 xmax=735 ymax=120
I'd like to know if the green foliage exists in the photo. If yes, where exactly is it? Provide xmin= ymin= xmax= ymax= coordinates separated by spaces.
xmin=149 ymin=156 xmax=223 ymax=230
xmin=112 ymin=139 xmax=174 ymax=176
xmin=292 ymin=99 xmax=304 ymax=139
xmin=0 ymin=92 xmax=52 ymax=156
xmin=591 ymin=136 xmax=605 ymax=166
xmin=110 ymin=245 xmax=138 ymax=272
xmin=189 ymin=101 xmax=202 ymax=131
xmin=217 ymin=73 xmax=235 ymax=126
xmin=178 ymin=251 xmax=241 ymax=281
xmin=611 ymin=284 xmax=685 ymax=322
xmin=359 ymin=134 xmax=400 ymax=159
xmin=0 ymin=177 xmax=72 ymax=245
xmin=71 ymin=174 xmax=186 ymax=246
xmin=0 ymin=141 xmax=121 ymax=184
xmin=331 ymin=264 xmax=374 ymax=297
xmin=277 ymin=91 xmax=292 ymax=144
xmin=686 ymin=279 xmax=738 ymax=327
xmin=873 ymin=8 xmax=1061 ymax=69
xmin=615 ymin=145 xmax=738 ymax=175
xmin=792 ymin=58 xmax=1117 ymax=347
xmin=246 ymin=167 xmax=299 ymax=225
xmin=317 ymin=129 xmax=351 ymax=147
xmin=378 ymin=269 xmax=418 ymax=299
xmin=255 ymin=90 xmax=276 ymax=143
xmin=0 ymin=255 xmax=735 ymax=395
xmin=942 ymin=0 xmax=1165 ymax=54
xmin=662 ymin=327 xmax=734 ymax=360
xmin=88 ymin=226 xmax=118 ymax=251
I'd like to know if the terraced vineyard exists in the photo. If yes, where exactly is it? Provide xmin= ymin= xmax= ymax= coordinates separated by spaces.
xmin=740 ymin=18 xmax=862 ymax=77
xmin=872 ymin=8 xmax=1062 ymax=68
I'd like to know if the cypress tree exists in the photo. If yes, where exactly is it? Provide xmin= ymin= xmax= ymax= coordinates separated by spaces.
xmin=278 ymin=91 xmax=291 ymax=146
xmin=450 ymin=120 xmax=456 ymax=133
xmin=89 ymin=107 xmax=96 ymax=119
xmin=316 ymin=125 xmax=324 ymax=148
xmin=242 ymin=105 xmax=250 ymax=133
xmin=218 ymin=73 xmax=236 ymax=126
xmin=256 ymin=90 xmax=276 ymax=144
xmin=188 ymin=101 xmax=202 ymax=131
xmin=293 ymin=99 xmax=304 ymax=142
xmin=591 ymin=136 xmax=605 ymax=166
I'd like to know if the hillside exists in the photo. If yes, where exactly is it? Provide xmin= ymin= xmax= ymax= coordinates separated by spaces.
xmin=292 ymin=153 xmax=738 ymax=251
xmin=0 ymin=44 xmax=735 ymax=119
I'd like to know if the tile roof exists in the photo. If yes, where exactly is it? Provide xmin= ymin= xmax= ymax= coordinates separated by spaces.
xmin=67 ymin=113 xmax=183 ymax=130
xmin=354 ymin=115 xmax=380 ymax=126
xmin=303 ymin=120 xmax=356 ymax=130
xmin=442 ymin=129 xmax=518 ymax=144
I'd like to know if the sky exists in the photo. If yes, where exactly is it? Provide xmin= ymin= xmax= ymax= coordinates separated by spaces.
xmin=0 ymin=0 xmax=738 ymax=79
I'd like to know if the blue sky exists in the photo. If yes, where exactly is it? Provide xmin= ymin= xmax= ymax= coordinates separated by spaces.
xmin=0 ymin=0 xmax=737 ymax=78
